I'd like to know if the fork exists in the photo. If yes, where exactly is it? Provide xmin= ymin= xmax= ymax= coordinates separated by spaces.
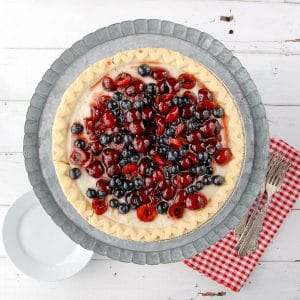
xmin=236 ymin=154 xmax=290 ymax=257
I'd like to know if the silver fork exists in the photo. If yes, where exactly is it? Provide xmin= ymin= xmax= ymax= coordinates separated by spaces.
xmin=236 ymin=154 xmax=290 ymax=257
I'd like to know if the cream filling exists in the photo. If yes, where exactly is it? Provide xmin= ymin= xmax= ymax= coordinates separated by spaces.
xmin=68 ymin=63 xmax=230 ymax=229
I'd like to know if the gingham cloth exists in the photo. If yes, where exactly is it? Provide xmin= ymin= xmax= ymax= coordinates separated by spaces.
xmin=184 ymin=138 xmax=300 ymax=292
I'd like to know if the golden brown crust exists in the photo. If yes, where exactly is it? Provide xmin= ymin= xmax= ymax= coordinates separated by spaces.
xmin=52 ymin=48 xmax=244 ymax=241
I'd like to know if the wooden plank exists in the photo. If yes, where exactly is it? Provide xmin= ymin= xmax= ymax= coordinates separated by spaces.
xmin=0 ymin=0 xmax=300 ymax=49
xmin=0 ymin=102 xmax=299 ymax=154
xmin=1 ymin=49 xmax=300 ymax=104
xmin=0 ymin=258 xmax=299 ymax=299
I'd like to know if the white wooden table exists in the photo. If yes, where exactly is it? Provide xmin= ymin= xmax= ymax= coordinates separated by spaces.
xmin=0 ymin=1 xmax=299 ymax=299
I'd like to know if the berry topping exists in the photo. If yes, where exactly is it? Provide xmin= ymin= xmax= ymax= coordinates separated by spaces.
xmin=86 ymin=188 xmax=97 ymax=198
xmin=125 ymin=79 xmax=144 ymax=97
xmin=168 ymin=203 xmax=184 ymax=219
xmin=178 ymin=73 xmax=196 ymax=89
xmin=69 ymin=167 xmax=81 ymax=179
xmin=157 ymin=201 xmax=169 ymax=214
xmin=212 ymin=175 xmax=224 ymax=185
xmin=115 ymin=72 xmax=132 ymax=87
xmin=92 ymin=198 xmax=108 ymax=215
xmin=185 ymin=193 xmax=208 ymax=210
xmin=152 ymin=67 xmax=169 ymax=81
xmin=74 ymin=139 xmax=86 ymax=149
xmin=118 ymin=203 xmax=130 ymax=214
xmin=71 ymin=123 xmax=83 ymax=134
xmin=138 ymin=64 xmax=152 ymax=77
xmin=86 ymin=161 xmax=104 ymax=178
xmin=215 ymin=148 xmax=232 ymax=164
xmin=137 ymin=204 xmax=157 ymax=222
xmin=102 ymin=76 xmax=116 ymax=91
xmin=109 ymin=198 xmax=119 ymax=208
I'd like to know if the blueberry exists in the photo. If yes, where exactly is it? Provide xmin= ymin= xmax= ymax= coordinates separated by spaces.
xmin=187 ymin=185 xmax=197 ymax=194
xmin=74 ymin=139 xmax=86 ymax=149
xmin=202 ymin=175 xmax=212 ymax=185
xmin=195 ymin=180 xmax=204 ymax=190
xmin=178 ymin=147 xmax=188 ymax=157
xmin=166 ymin=126 xmax=175 ymax=137
xmin=97 ymin=190 xmax=108 ymax=198
xmin=105 ymin=100 xmax=118 ymax=110
xmin=198 ymin=151 xmax=210 ymax=162
xmin=205 ymin=166 xmax=213 ymax=175
xmin=71 ymin=123 xmax=83 ymax=134
xmin=109 ymin=198 xmax=119 ymax=208
xmin=123 ymin=180 xmax=134 ymax=191
xmin=124 ymin=134 xmax=133 ymax=145
xmin=133 ymin=100 xmax=145 ymax=110
xmin=212 ymin=107 xmax=224 ymax=118
xmin=165 ymin=169 xmax=172 ymax=179
xmin=158 ymin=136 xmax=168 ymax=145
xmin=69 ymin=168 xmax=81 ymax=179
xmin=121 ymin=99 xmax=133 ymax=110
xmin=122 ymin=149 xmax=132 ymax=158
xmin=118 ymin=203 xmax=130 ymax=214
xmin=119 ymin=159 xmax=128 ymax=167
xmin=191 ymin=165 xmax=206 ymax=176
xmin=180 ymin=95 xmax=190 ymax=106
xmin=156 ymin=201 xmax=169 ymax=214
xmin=112 ymin=91 xmax=123 ymax=101
xmin=143 ymin=97 xmax=153 ymax=106
xmin=113 ymin=133 xmax=123 ymax=144
xmin=171 ymin=164 xmax=180 ymax=174
xmin=117 ymin=114 xmax=125 ymax=123
xmin=149 ymin=160 xmax=158 ymax=169
xmin=212 ymin=175 xmax=224 ymax=185
xmin=138 ymin=64 xmax=152 ymax=77
xmin=158 ymin=146 xmax=168 ymax=155
xmin=145 ymin=83 xmax=158 ymax=99
xmin=133 ymin=177 xmax=144 ymax=189
xmin=145 ymin=167 xmax=155 ymax=176
xmin=99 ymin=134 xmax=111 ymax=145
xmin=188 ymin=121 xmax=199 ymax=131
xmin=113 ymin=188 xmax=125 ymax=198
xmin=129 ymin=155 xmax=140 ymax=163
xmin=172 ymin=96 xmax=180 ymax=106
xmin=113 ymin=109 xmax=121 ymax=117
xmin=167 ymin=149 xmax=178 ymax=161
xmin=86 ymin=188 xmax=97 ymax=198
xmin=109 ymin=176 xmax=124 ymax=189
xmin=202 ymin=158 xmax=212 ymax=166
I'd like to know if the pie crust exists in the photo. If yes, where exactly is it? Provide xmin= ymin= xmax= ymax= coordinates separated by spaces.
xmin=52 ymin=48 xmax=244 ymax=241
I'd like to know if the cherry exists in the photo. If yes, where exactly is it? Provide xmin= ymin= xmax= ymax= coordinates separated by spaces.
xmin=151 ymin=154 xmax=168 ymax=166
xmin=178 ymin=73 xmax=196 ymax=89
xmin=92 ymin=198 xmax=108 ymax=215
xmin=102 ymin=110 xmax=117 ymax=129
xmin=191 ymin=143 xmax=205 ymax=153
xmin=126 ymin=121 xmax=145 ymax=135
xmin=215 ymin=148 xmax=232 ymax=164
xmin=141 ymin=107 xmax=154 ymax=120
xmin=137 ymin=204 xmax=157 ymax=222
xmin=123 ymin=163 xmax=138 ymax=175
xmin=172 ymin=173 xmax=193 ymax=188
xmin=102 ymin=148 xmax=121 ymax=167
xmin=185 ymin=152 xmax=199 ymax=164
xmin=198 ymin=89 xmax=213 ymax=102
xmin=183 ymin=91 xmax=197 ymax=105
xmin=180 ymin=157 xmax=192 ymax=170
xmin=200 ymin=119 xmax=222 ymax=138
xmin=165 ymin=77 xmax=181 ymax=93
xmin=165 ymin=106 xmax=180 ymax=123
xmin=168 ymin=138 xmax=182 ymax=150
xmin=90 ymin=141 xmax=102 ymax=155
xmin=168 ymin=203 xmax=184 ymax=219
xmin=144 ymin=176 xmax=155 ymax=188
xmin=187 ymin=130 xmax=202 ymax=144
xmin=102 ymin=76 xmax=116 ymax=91
xmin=115 ymin=72 xmax=132 ymax=87
xmin=125 ymin=79 xmax=144 ymax=97
xmin=185 ymin=193 xmax=208 ymax=210
xmin=153 ymin=168 xmax=164 ymax=183
xmin=133 ymin=136 xmax=151 ymax=153
xmin=95 ymin=95 xmax=111 ymax=110
xmin=162 ymin=186 xmax=176 ymax=200
xmin=154 ymin=116 xmax=165 ymax=136
xmin=152 ymin=67 xmax=169 ymax=81
xmin=181 ymin=103 xmax=195 ymax=119
xmin=107 ymin=164 xmax=122 ymax=177
xmin=84 ymin=118 xmax=95 ymax=134
xmin=96 ymin=179 xmax=111 ymax=194
xmin=82 ymin=153 xmax=94 ymax=168
xmin=175 ymin=123 xmax=187 ymax=136
xmin=70 ymin=148 xmax=88 ymax=166
xmin=91 ymin=106 xmax=101 ymax=121
xmin=138 ymin=189 xmax=151 ymax=204
xmin=198 ymin=100 xmax=215 ymax=110
xmin=125 ymin=109 xmax=141 ymax=122
xmin=176 ymin=190 xmax=187 ymax=204
xmin=157 ymin=179 xmax=171 ymax=191
xmin=86 ymin=161 xmax=104 ymax=178
xmin=156 ymin=99 xmax=172 ymax=115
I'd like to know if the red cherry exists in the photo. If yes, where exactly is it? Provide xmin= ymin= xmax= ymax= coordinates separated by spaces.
xmin=165 ymin=106 xmax=180 ymax=123
xmin=164 ymin=77 xmax=181 ymax=93
xmin=137 ymin=204 xmax=157 ymax=222
xmin=185 ymin=152 xmax=199 ymax=164
xmin=205 ymin=138 xmax=219 ymax=155
xmin=133 ymin=136 xmax=151 ymax=153
xmin=102 ymin=76 xmax=116 ymax=91
xmin=156 ymin=99 xmax=172 ymax=115
xmin=125 ymin=79 xmax=144 ymax=97
xmin=92 ymin=198 xmax=108 ymax=215
xmin=168 ymin=138 xmax=182 ymax=150
xmin=198 ymin=100 xmax=215 ymax=110
xmin=102 ymin=148 xmax=121 ymax=167
xmin=175 ymin=123 xmax=187 ymax=136
xmin=152 ymin=67 xmax=169 ymax=81
xmin=200 ymin=119 xmax=222 ymax=138
xmin=141 ymin=107 xmax=154 ymax=120
xmin=173 ymin=173 xmax=193 ymax=188
xmin=144 ymin=176 xmax=155 ymax=188
xmin=183 ymin=91 xmax=197 ymax=105
xmin=176 ymin=190 xmax=187 ymax=204
xmin=125 ymin=109 xmax=141 ymax=122
xmin=162 ymin=186 xmax=176 ymax=200
xmin=157 ymin=179 xmax=171 ymax=191
xmin=138 ymin=157 xmax=151 ymax=176
xmin=181 ymin=103 xmax=195 ymax=119
xmin=115 ymin=72 xmax=132 ymax=87
xmin=70 ymin=148 xmax=88 ymax=166
xmin=95 ymin=95 xmax=111 ymax=110
xmin=86 ymin=161 xmax=104 ymax=178
xmin=151 ymin=154 xmax=168 ymax=166
xmin=96 ymin=179 xmax=111 ymax=194
xmin=102 ymin=110 xmax=117 ymax=129
xmin=107 ymin=164 xmax=122 ymax=177
xmin=187 ymin=130 xmax=202 ymax=144
xmin=180 ymin=157 xmax=192 ymax=170
xmin=157 ymin=80 xmax=169 ymax=94
xmin=126 ymin=191 xmax=142 ymax=206
xmin=191 ymin=143 xmax=205 ymax=153
xmin=215 ymin=148 xmax=232 ymax=165
xmin=178 ymin=73 xmax=196 ymax=89
xmin=154 ymin=116 xmax=165 ymax=136
xmin=198 ymin=88 xmax=213 ymax=102
xmin=168 ymin=203 xmax=184 ymax=219
xmin=90 ymin=141 xmax=102 ymax=155
xmin=91 ymin=106 xmax=101 ymax=121
xmin=185 ymin=193 xmax=208 ymax=210
xmin=123 ymin=163 xmax=138 ymax=175
xmin=82 ymin=153 xmax=94 ymax=168
xmin=84 ymin=118 xmax=95 ymax=134
xmin=153 ymin=168 xmax=164 ymax=183
xmin=138 ymin=189 xmax=150 ymax=204
xmin=126 ymin=121 xmax=145 ymax=135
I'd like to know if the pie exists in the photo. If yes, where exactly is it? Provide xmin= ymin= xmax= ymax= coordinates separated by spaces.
xmin=52 ymin=48 xmax=244 ymax=241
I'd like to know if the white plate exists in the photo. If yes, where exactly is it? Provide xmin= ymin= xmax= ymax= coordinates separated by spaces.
xmin=2 ymin=191 xmax=94 ymax=281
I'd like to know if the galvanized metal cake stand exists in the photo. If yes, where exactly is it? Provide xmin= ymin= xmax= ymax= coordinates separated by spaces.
xmin=23 ymin=19 xmax=269 ymax=264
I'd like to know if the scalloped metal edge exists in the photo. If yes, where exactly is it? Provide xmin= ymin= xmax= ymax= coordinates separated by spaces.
xmin=23 ymin=19 xmax=269 ymax=264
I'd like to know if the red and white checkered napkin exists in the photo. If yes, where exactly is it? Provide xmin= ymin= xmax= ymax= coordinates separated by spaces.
xmin=184 ymin=138 xmax=300 ymax=292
